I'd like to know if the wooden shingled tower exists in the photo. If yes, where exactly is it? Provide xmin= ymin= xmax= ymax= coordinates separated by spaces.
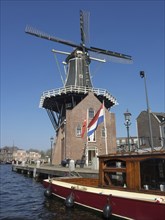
xmin=26 ymin=11 xmax=132 ymax=165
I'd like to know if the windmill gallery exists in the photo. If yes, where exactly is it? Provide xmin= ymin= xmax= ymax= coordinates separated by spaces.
xmin=25 ymin=10 xmax=165 ymax=220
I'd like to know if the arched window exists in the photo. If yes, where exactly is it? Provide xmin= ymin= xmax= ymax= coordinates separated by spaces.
xmin=89 ymin=108 xmax=94 ymax=119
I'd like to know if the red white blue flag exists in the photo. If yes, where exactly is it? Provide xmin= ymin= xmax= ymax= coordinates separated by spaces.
xmin=81 ymin=119 xmax=87 ymax=138
xmin=87 ymin=103 xmax=104 ymax=136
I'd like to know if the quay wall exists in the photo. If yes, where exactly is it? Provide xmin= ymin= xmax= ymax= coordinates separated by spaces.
xmin=12 ymin=164 xmax=99 ymax=179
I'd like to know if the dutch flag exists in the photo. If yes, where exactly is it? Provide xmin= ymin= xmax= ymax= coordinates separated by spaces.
xmin=87 ymin=103 xmax=104 ymax=137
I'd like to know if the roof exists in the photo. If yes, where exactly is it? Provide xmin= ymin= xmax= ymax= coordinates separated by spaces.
xmin=137 ymin=111 xmax=165 ymax=124
xmin=98 ymin=150 xmax=165 ymax=160
xmin=153 ymin=112 xmax=165 ymax=123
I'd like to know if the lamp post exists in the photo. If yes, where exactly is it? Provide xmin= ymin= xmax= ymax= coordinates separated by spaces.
xmin=124 ymin=109 xmax=131 ymax=151
xmin=64 ymin=119 xmax=66 ymax=159
xmin=50 ymin=136 xmax=54 ymax=165
xmin=140 ymin=71 xmax=153 ymax=150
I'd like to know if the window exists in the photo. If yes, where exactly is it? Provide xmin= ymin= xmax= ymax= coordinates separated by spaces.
xmin=76 ymin=124 xmax=81 ymax=137
xmin=140 ymin=137 xmax=146 ymax=146
xmin=121 ymin=139 xmax=125 ymax=144
xmin=89 ymin=108 xmax=94 ymax=119
xmin=140 ymin=158 xmax=165 ymax=190
xmin=104 ymin=172 xmax=126 ymax=187
xmin=104 ymin=160 xmax=126 ymax=187
xmin=88 ymin=132 xmax=96 ymax=142
xmin=117 ymin=140 xmax=120 ymax=145
xmin=101 ymin=127 xmax=105 ymax=137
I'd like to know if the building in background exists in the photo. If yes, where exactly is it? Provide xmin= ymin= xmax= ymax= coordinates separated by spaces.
xmin=28 ymin=151 xmax=41 ymax=163
xmin=13 ymin=149 xmax=27 ymax=162
xmin=0 ymin=146 xmax=18 ymax=163
xmin=116 ymin=136 xmax=138 ymax=152
xmin=0 ymin=146 xmax=41 ymax=163
xmin=137 ymin=111 xmax=165 ymax=149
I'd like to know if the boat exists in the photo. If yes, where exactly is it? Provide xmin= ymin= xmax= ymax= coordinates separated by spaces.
xmin=43 ymin=151 xmax=165 ymax=220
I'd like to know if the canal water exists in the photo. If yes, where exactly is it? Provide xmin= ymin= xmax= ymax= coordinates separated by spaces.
xmin=0 ymin=165 xmax=122 ymax=220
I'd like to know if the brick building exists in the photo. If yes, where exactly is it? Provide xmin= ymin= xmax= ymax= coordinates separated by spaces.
xmin=52 ymin=92 xmax=116 ymax=165
xmin=137 ymin=111 xmax=165 ymax=148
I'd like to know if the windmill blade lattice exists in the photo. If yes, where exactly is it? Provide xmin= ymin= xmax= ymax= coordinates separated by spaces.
xmin=25 ymin=25 xmax=80 ymax=48
xmin=80 ymin=10 xmax=90 ymax=47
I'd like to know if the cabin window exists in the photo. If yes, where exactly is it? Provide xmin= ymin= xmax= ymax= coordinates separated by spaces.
xmin=88 ymin=108 xmax=94 ymax=119
xmin=76 ymin=124 xmax=81 ymax=137
xmin=103 ymin=160 xmax=126 ymax=187
xmin=140 ymin=158 xmax=165 ymax=190
xmin=105 ymin=160 xmax=126 ymax=168
xmin=104 ymin=172 xmax=126 ymax=187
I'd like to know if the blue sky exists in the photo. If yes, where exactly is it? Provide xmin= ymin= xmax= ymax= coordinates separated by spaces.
xmin=1 ymin=0 xmax=164 ymax=151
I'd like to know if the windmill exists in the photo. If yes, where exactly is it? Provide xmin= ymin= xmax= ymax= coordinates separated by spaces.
xmin=25 ymin=10 xmax=132 ymax=131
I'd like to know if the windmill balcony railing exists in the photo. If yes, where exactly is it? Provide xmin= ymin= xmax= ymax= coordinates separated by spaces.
xmin=39 ymin=85 xmax=118 ymax=108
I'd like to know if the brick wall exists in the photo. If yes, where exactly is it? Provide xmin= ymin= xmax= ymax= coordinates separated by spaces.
xmin=53 ymin=92 xmax=117 ymax=165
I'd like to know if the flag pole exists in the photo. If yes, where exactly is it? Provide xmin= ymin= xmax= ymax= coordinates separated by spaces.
xmin=103 ymin=101 xmax=108 ymax=155
xmin=86 ymin=108 xmax=89 ymax=166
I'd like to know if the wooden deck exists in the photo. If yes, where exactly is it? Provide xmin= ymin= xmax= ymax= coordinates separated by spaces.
xmin=59 ymin=177 xmax=99 ymax=187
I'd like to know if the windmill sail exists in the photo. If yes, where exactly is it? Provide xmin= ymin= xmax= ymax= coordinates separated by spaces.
xmin=25 ymin=10 xmax=132 ymax=88
xmin=80 ymin=10 xmax=90 ymax=46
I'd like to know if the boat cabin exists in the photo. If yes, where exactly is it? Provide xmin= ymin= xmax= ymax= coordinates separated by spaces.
xmin=98 ymin=151 xmax=165 ymax=193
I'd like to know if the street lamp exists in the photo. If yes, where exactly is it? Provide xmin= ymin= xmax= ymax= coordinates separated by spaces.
xmin=50 ymin=136 xmax=54 ymax=165
xmin=140 ymin=71 xmax=153 ymax=150
xmin=124 ymin=109 xmax=132 ymax=151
